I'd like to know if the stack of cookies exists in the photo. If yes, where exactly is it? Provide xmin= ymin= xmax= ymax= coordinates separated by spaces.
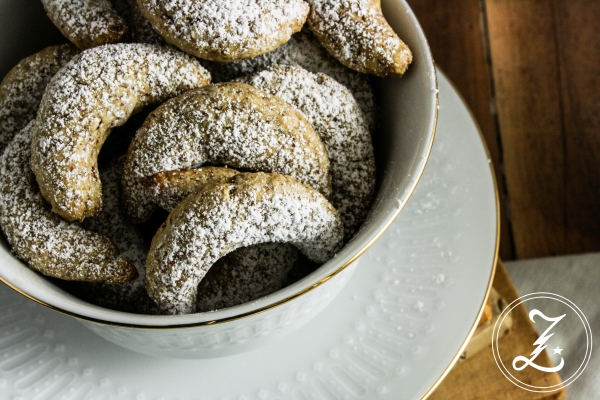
xmin=0 ymin=0 xmax=412 ymax=315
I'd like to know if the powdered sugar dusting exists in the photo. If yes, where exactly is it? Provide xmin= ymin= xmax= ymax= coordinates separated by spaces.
xmin=41 ymin=0 xmax=129 ymax=49
xmin=65 ymin=161 xmax=305 ymax=314
xmin=0 ymin=44 xmax=79 ymax=154
xmin=240 ymin=65 xmax=375 ymax=239
xmin=306 ymin=0 xmax=412 ymax=77
xmin=122 ymin=82 xmax=331 ymax=223
xmin=196 ymin=243 xmax=301 ymax=312
xmin=0 ymin=123 xmax=136 ymax=284
xmin=138 ymin=0 xmax=309 ymax=61
xmin=202 ymin=29 xmax=377 ymax=131
xmin=70 ymin=156 xmax=160 ymax=313
xmin=31 ymin=43 xmax=211 ymax=222
xmin=146 ymin=172 xmax=344 ymax=314
xmin=141 ymin=167 xmax=312 ymax=313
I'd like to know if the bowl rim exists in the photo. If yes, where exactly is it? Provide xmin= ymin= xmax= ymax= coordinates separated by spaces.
xmin=0 ymin=0 xmax=439 ymax=329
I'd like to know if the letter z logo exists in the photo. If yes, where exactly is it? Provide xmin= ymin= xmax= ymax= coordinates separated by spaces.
xmin=492 ymin=292 xmax=592 ymax=393
xmin=512 ymin=310 xmax=565 ymax=373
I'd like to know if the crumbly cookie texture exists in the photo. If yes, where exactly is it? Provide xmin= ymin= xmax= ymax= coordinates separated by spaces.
xmin=196 ymin=243 xmax=301 ymax=312
xmin=202 ymin=29 xmax=376 ymax=131
xmin=0 ymin=44 xmax=79 ymax=154
xmin=146 ymin=172 xmax=344 ymax=314
xmin=305 ymin=0 xmax=412 ymax=77
xmin=0 ymin=123 xmax=137 ymax=284
xmin=137 ymin=0 xmax=310 ymax=62
xmin=73 ymin=156 xmax=160 ymax=314
xmin=31 ymin=43 xmax=211 ymax=222
xmin=140 ymin=167 xmax=240 ymax=211
xmin=41 ymin=0 xmax=129 ymax=49
xmin=240 ymin=65 xmax=375 ymax=239
xmin=122 ymin=82 xmax=331 ymax=223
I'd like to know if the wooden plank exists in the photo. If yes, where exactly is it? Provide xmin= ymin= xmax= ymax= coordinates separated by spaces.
xmin=484 ymin=0 xmax=566 ymax=259
xmin=458 ymin=288 xmax=512 ymax=363
xmin=552 ymin=1 xmax=600 ymax=254
xmin=428 ymin=261 xmax=566 ymax=400
xmin=406 ymin=0 xmax=515 ymax=260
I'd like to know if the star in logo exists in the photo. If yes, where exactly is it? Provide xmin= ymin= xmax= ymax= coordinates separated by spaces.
xmin=553 ymin=346 xmax=563 ymax=355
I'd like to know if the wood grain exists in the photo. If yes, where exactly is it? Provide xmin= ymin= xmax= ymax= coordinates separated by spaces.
xmin=428 ymin=261 xmax=566 ymax=400
xmin=406 ymin=0 xmax=515 ymax=260
xmin=552 ymin=1 xmax=600 ymax=254
xmin=484 ymin=0 xmax=567 ymax=259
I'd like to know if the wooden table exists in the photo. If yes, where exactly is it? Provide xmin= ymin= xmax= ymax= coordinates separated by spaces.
xmin=406 ymin=0 xmax=600 ymax=262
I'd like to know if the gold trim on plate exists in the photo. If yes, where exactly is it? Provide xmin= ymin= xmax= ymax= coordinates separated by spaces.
xmin=420 ymin=67 xmax=501 ymax=400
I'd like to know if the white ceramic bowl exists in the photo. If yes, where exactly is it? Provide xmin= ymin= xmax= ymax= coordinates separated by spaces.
xmin=0 ymin=0 xmax=437 ymax=358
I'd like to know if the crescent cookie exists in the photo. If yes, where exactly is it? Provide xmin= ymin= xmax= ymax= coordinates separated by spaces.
xmin=136 ymin=0 xmax=310 ymax=62
xmin=146 ymin=172 xmax=344 ymax=314
xmin=141 ymin=168 xmax=304 ymax=312
xmin=122 ymin=82 xmax=331 ymax=223
xmin=0 ymin=44 xmax=79 ymax=154
xmin=305 ymin=0 xmax=412 ymax=77
xmin=0 ymin=123 xmax=137 ymax=284
xmin=31 ymin=43 xmax=211 ymax=222
xmin=41 ymin=0 xmax=129 ymax=49
xmin=240 ymin=65 xmax=375 ymax=239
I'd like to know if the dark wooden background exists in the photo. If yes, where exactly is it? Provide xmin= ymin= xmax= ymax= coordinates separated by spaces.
xmin=406 ymin=0 xmax=600 ymax=261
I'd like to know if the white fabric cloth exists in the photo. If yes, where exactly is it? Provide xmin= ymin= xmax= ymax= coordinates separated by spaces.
xmin=506 ymin=253 xmax=600 ymax=399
